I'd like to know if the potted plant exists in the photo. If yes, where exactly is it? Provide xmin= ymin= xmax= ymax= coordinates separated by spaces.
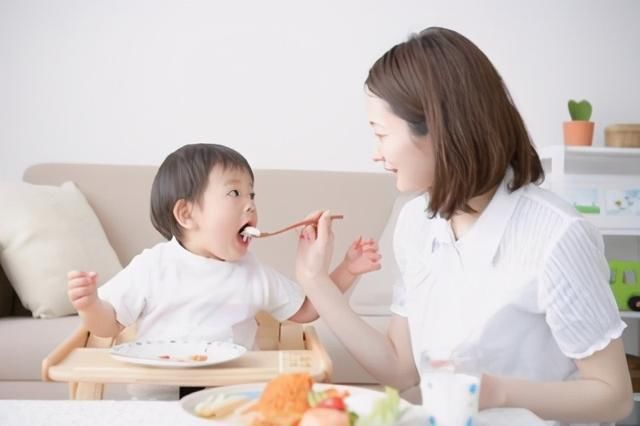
xmin=563 ymin=99 xmax=594 ymax=146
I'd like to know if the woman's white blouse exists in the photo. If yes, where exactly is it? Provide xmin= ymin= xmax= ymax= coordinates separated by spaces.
xmin=391 ymin=177 xmax=626 ymax=383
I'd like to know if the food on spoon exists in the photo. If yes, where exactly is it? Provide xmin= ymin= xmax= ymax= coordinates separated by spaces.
xmin=240 ymin=214 xmax=344 ymax=239
xmin=240 ymin=225 xmax=261 ymax=238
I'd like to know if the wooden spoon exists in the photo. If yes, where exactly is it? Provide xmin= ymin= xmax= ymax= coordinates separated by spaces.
xmin=241 ymin=215 xmax=344 ymax=238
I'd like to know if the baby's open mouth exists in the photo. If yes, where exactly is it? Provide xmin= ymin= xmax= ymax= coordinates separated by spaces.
xmin=238 ymin=222 xmax=255 ymax=243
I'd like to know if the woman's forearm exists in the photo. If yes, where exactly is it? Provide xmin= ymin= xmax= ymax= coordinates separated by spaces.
xmin=79 ymin=299 xmax=122 ymax=338
xmin=495 ymin=337 xmax=634 ymax=423
xmin=304 ymin=276 xmax=419 ymax=390
xmin=494 ymin=375 xmax=633 ymax=423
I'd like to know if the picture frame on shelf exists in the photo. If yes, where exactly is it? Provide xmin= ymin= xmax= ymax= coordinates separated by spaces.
xmin=605 ymin=188 xmax=640 ymax=217
xmin=537 ymin=144 xmax=640 ymax=236
xmin=561 ymin=186 xmax=601 ymax=215
xmin=557 ymin=183 xmax=640 ymax=235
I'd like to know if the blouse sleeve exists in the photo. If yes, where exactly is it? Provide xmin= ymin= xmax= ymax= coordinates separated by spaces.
xmin=540 ymin=218 xmax=626 ymax=359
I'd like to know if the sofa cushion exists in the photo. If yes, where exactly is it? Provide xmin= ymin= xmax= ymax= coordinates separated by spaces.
xmin=0 ymin=267 xmax=14 ymax=317
xmin=0 ymin=315 xmax=81 ymax=380
xmin=0 ymin=181 xmax=122 ymax=318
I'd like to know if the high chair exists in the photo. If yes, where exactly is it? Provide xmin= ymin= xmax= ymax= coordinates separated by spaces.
xmin=42 ymin=312 xmax=332 ymax=400
xmin=25 ymin=163 xmax=394 ymax=400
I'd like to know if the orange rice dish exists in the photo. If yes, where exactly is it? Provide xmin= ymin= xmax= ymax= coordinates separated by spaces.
xmin=250 ymin=372 xmax=314 ymax=425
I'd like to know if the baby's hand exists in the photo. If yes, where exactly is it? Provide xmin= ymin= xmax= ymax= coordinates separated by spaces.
xmin=344 ymin=237 xmax=381 ymax=276
xmin=67 ymin=271 xmax=99 ymax=312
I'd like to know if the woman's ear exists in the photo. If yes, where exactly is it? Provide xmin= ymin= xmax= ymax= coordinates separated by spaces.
xmin=173 ymin=199 xmax=195 ymax=229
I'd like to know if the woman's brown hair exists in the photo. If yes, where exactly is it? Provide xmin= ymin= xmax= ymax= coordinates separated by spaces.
xmin=150 ymin=143 xmax=254 ymax=240
xmin=365 ymin=27 xmax=544 ymax=219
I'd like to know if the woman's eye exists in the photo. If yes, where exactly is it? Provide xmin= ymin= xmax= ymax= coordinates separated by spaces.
xmin=227 ymin=189 xmax=240 ymax=197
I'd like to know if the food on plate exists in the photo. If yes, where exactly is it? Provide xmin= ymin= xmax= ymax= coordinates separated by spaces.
xmin=299 ymin=387 xmax=353 ymax=426
xmin=299 ymin=408 xmax=350 ymax=426
xmin=251 ymin=372 xmax=314 ymax=425
xmin=194 ymin=394 xmax=249 ymax=418
xmin=190 ymin=354 xmax=208 ymax=361
xmin=157 ymin=353 xmax=208 ymax=362
xmin=247 ymin=373 xmax=361 ymax=426
xmin=354 ymin=387 xmax=402 ymax=426
xmin=188 ymin=373 xmax=405 ymax=425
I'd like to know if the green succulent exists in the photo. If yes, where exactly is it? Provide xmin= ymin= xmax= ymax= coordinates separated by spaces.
xmin=568 ymin=99 xmax=592 ymax=121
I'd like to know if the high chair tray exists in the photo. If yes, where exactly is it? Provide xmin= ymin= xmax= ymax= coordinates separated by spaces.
xmin=47 ymin=348 xmax=326 ymax=385
xmin=42 ymin=322 xmax=332 ymax=400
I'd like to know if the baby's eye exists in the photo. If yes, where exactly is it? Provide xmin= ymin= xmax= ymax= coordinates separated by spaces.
xmin=250 ymin=192 xmax=256 ymax=200
xmin=227 ymin=189 xmax=240 ymax=197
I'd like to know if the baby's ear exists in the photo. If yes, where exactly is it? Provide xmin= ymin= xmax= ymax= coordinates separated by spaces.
xmin=173 ymin=199 xmax=195 ymax=229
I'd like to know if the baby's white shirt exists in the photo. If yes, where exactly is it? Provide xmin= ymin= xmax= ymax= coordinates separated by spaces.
xmin=98 ymin=237 xmax=305 ymax=349
xmin=391 ymin=174 xmax=626 ymax=389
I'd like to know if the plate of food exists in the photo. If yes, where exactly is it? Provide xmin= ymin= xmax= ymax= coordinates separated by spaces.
xmin=180 ymin=373 xmax=422 ymax=425
xmin=109 ymin=340 xmax=246 ymax=368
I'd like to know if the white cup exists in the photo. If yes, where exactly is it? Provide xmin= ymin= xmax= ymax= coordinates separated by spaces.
xmin=420 ymin=364 xmax=480 ymax=426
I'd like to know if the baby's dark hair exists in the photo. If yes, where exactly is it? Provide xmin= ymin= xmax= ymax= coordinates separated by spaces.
xmin=150 ymin=143 xmax=254 ymax=240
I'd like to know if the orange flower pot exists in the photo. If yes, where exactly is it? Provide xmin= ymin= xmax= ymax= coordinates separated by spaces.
xmin=563 ymin=121 xmax=594 ymax=146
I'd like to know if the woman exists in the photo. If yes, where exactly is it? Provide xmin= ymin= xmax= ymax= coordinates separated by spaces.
xmin=295 ymin=27 xmax=632 ymax=424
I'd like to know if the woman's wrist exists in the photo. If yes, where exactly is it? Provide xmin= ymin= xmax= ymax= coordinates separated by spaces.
xmin=480 ymin=374 xmax=508 ymax=410
xmin=299 ymin=275 xmax=336 ymax=296
xmin=298 ymin=272 xmax=332 ymax=288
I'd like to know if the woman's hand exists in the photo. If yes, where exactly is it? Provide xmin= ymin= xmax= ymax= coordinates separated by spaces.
xmin=296 ymin=210 xmax=336 ymax=287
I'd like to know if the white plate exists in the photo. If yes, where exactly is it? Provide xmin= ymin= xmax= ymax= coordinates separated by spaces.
xmin=109 ymin=340 xmax=246 ymax=368
xmin=180 ymin=382 xmax=423 ymax=425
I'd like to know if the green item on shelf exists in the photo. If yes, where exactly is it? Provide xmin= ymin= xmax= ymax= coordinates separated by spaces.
xmin=568 ymin=99 xmax=592 ymax=121
xmin=609 ymin=260 xmax=640 ymax=311
xmin=574 ymin=204 xmax=600 ymax=215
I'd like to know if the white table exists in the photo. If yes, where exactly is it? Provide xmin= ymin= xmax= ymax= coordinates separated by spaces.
xmin=0 ymin=400 xmax=551 ymax=426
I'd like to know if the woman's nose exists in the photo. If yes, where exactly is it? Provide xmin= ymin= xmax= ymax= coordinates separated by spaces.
xmin=372 ymin=142 xmax=384 ymax=162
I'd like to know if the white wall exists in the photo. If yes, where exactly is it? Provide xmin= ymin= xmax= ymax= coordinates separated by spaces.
xmin=1 ymin=0 xmax=639 ymax=181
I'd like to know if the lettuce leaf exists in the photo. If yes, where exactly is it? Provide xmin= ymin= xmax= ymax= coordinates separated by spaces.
xmin=355 ymin=387 xmax=404 ymax=426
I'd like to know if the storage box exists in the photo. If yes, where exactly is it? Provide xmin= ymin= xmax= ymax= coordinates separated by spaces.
xmin=605 ymin=124 xmax=640 ymax=148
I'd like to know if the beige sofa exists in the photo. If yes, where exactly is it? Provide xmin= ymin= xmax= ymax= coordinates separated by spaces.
xmin=0 ymin=163 xmax=410 ymax=400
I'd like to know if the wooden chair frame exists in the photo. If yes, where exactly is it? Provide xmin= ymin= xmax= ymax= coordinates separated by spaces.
xmin=42 ymin=313 xmax=332 ymax=400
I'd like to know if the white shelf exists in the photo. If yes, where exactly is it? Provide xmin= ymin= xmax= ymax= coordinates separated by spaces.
xmin=538 ymin=144 xmax=640 ymax=236
xmin=621 ymin=311 xmax=640 ymax=319
xmin=539 ymin=145 xmax=640 ymax=177
xmin=585 ymin=217 xmax=640 ymax=237
xmin=599 ymin=228 xmax=640 ymax=236
xmin=539 ymin=145 xmax=640 ymax=161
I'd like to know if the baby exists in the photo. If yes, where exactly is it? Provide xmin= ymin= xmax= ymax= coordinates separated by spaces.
xmin=67 ymin=143 xmax=380 ymax=352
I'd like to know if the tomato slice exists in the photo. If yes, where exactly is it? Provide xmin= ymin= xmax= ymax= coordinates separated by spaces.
xmin=316 ymin=396 xmax=346 ymax=411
